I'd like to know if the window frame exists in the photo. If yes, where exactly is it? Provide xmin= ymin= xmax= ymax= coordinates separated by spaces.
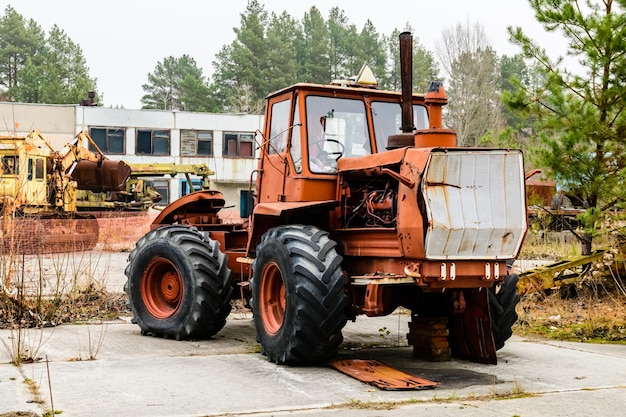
xmin=136 ymin=129 xmax=171 ymax=155
xmin=89 ymin=127 xmax=126 ymax=154
xmin=180 ymin=129 xmax=214 ymax=156
xmin=268 ymin=99 xmax=291 ymax=154
xmin=2 ymin=156 xmax=18 ymax=175
xmin=223 ymin=131 xmax=255 ymax=158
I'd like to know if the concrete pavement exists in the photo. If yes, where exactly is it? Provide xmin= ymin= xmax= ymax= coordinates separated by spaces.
xmin=1 ymin=310 xmax=625 ymax=417
xmin=1 ymin=251 xmax=625 ymax=416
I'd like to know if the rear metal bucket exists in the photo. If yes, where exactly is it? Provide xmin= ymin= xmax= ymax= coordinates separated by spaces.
xmin=72 ymin=160 xmax=132 ymax=192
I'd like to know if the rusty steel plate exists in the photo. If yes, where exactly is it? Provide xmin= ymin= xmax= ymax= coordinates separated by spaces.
xmin=330 ymin=359 xmax=438 ymax=390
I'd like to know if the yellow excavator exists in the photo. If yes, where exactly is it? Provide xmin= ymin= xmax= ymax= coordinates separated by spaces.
xmin=0 ymin=130 xmax=131 ymax=254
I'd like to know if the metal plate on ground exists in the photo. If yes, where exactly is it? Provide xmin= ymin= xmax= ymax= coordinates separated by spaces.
xmin=330 ymin=359 xmax=438 ymax=390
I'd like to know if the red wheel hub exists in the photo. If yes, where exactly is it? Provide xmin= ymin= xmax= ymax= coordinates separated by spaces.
xmin=259 ymin=261 xmax=286 ymax=335
xmin=142 ymin=257 xmax=183 ymax=319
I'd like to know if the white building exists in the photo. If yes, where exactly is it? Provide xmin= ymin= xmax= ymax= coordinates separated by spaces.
xmin=0 ymin=101 xmax=263 ymax=214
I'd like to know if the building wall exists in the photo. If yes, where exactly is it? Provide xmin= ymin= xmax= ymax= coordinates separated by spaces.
xmin=1 ymin=101 xmax=264 ymax=213
xmin=0 ymin=102 xmax=76 ymax=145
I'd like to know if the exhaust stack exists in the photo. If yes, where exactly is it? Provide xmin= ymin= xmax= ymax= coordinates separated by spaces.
xmin=387 ymin=32 xmax=456 ymax=149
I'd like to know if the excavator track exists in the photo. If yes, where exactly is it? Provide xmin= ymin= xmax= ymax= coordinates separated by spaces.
xmin=1 ymin=213 xmax=99 ymax=255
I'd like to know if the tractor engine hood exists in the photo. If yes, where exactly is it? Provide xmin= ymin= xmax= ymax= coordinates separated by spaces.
xmin=421 ymin=148 xmax=527 ymax=260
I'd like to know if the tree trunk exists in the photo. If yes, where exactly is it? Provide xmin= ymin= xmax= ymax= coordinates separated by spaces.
xmin=581 ymin=232 xmax=593 ymax=256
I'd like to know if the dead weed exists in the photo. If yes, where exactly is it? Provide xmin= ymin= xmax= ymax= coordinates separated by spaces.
xmin=515 ymin=288 xmax=626 ymax=343
xmin=0 ymin=288 xmax=128 ymax=330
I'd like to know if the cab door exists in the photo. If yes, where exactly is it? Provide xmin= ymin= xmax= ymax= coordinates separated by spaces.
xmin=256 ymin=92 xmax=293 ymax=204
xmin=22 ymin=156 xmax=48 ymax=208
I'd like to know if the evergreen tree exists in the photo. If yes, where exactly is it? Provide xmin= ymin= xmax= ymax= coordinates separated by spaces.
xmin=412 ymin=38 xmax=440 ymax=93
xmin=263 ymin=12 xmax=299 ymax=95
xmin=327 ymin=8 xmax=358 ymax=81
xmin=498 ymin=53 xmax=546 ymax=149
xmin=301 ymin=6 xmax=331 ymax=84
xmin=211 ymin=44 xmax=238 ymax=111
xmin=508 ymin=0 xmax=626 ymax=254
xmin=0 ymin=6 xmax=96 ymax=104
xmin=211 ymin=0 xmax=269 ymax=112
xmin=141 ymin=55 xmax=207 ymax=111
xmin=179 ymin=75 xmax=218 ymax=112
xmin=43 ymin=25 xmax=96 ymax=104
xmin=0 ymin=6 xmax=45 ymax=98
xmin=386 ymin=27 xmax=439 ymax=92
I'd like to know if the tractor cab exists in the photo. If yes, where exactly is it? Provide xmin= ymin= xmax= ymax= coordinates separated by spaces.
xmin=256 ymin=64 xmax=444 ymax=206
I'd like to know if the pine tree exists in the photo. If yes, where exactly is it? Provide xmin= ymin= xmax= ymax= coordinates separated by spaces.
xmin=141 ymin=55 xmax=207 ymax=111
xmin=508 ymin=0 xmax=626 ymax=254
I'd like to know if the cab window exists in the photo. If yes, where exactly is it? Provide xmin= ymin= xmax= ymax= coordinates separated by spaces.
xmin=305 ymin=96 xmax=370 ymax=174
xmin=371 ymin=102 xmax=428 ymax=152
xmin=268 ymin=99 xmax=291 ymax=154
xmin=2 ymin=156 xmax=18 ymax=174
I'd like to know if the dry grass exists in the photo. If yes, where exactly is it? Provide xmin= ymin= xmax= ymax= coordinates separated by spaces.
xmin=0 ymin=212 xmax=135 ymax=365
xmin=0 ymin=210 xmax=145 ymax=333
xmin=0 ymin=289 xmax=127 ymax=330
xmin=515 ymin=230 xmax=626 ymax=343
xmin=515 ymin=290 xmax=626 ymax=343
xmin=519 ymin=231 xmax=582 ymax=260
xmin=3 ymin=212 xmax=626 ymax=353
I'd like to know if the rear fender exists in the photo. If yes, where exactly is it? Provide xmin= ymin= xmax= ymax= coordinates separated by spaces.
xmin=151 ymin=190 xmax=226 ymax=229
xmin=246 ymin=200 xmax=337 ymax=256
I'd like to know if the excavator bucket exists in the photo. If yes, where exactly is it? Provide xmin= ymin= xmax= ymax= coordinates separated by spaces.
xmin=71 ymin=159 xmax=132 ymax=192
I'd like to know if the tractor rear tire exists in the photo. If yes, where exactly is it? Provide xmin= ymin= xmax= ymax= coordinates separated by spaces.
xmin=250 ymin=224 xmax=348 ymax=365
xmin=489 ymin=273 xmax=520 ymax=350
xmin=124 ymin=225 xmax=232 ymax=340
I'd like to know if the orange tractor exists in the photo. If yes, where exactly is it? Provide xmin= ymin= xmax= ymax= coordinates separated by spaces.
xmin=125 ymin=32 xmax=527 ymax=365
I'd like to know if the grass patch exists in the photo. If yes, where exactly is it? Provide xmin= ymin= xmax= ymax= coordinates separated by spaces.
xmin=1 ymin=287 xmax=127 ymax=330
xmin=335 ymin=387 xmax=536 ymax=411
xmin=515 ymin=232 xmax=626 ymax=344
xmin=519 ymin=229 xmax=583 ymax=260
xmin=0 ymin=217 xmax=132 ymax=365
xmin=515 ymin=290 xmax=626 ymax=343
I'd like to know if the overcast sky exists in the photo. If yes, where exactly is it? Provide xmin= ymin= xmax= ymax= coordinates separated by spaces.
xmin=3 ymin=0 xmax=567 ymax=109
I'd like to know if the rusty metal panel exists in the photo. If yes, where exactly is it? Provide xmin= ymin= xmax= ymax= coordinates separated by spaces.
xmin=330 ymin=359 xmax=438 ymax=390
xmin=339 ymin=228 xmax=403 ymax=257
xmin=422 ymin=149 xmax=526 ymax=260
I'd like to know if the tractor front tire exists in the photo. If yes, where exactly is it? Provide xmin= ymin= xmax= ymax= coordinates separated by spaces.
xmin=250 ymin=225 xmax=348 ymax=365
xmin=124 ymin=225 xmax=232 ymax=340
xmin=489 ymin=273 xmax=520 ymax=350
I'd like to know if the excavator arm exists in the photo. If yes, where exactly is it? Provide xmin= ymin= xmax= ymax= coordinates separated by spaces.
xmin=127 ymin=162 xmax=214 ymax=192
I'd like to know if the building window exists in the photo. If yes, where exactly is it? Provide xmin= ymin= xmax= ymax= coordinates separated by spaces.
xmin=89 ymin=127 xmax=125 ymax=154
xmin=223 ymin=132 xmax=255 ymax=157
xmin=180 ymin=179 xmax=204 ymax=196
xmin=181 ymin=130 xmax=213 ymax=156
xmin=137 ymin=130 xmax=170 ymax=155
